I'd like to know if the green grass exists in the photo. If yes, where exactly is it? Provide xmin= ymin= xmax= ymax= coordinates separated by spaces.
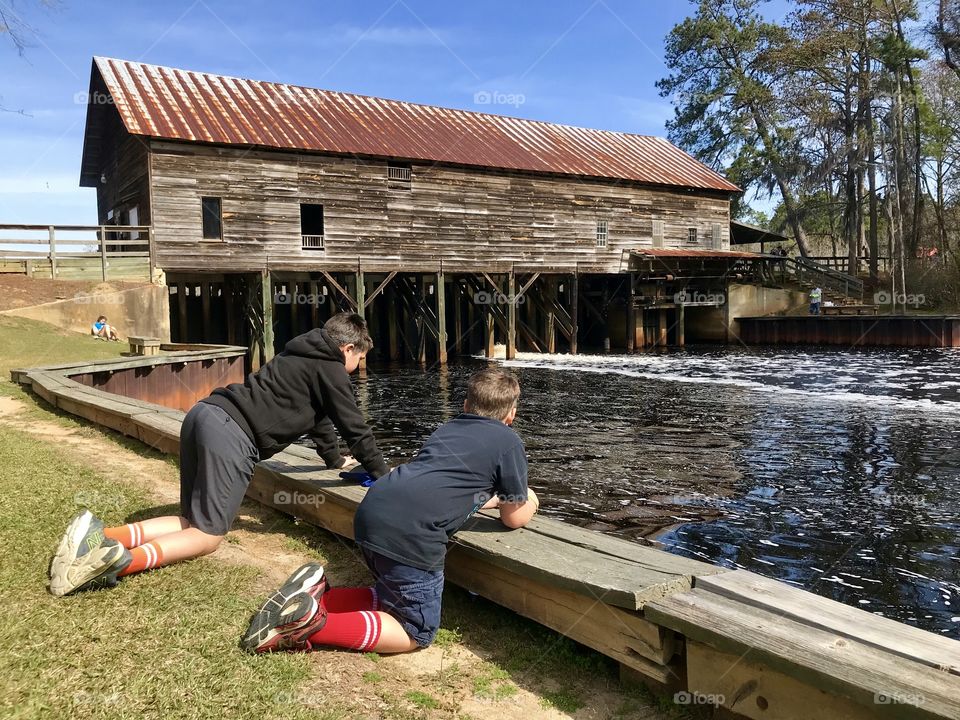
xmin=0 ymin=315 xmax=126 ymax=381
xmin=404 ymin=690 xmax=440 ymax=709
xmin=539 ymin=689 xmax=585 ymax=713
xmin=0 ymin=424 xmax=340 ymax=720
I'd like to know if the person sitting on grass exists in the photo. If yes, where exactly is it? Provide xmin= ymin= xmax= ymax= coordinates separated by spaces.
xmin=240 ymin=367 xmax=539 ymax=655
xmin=48 ymin=312 xmax=388 ymax=597
xmin=91 ymin=315 xmax=121 ymax=342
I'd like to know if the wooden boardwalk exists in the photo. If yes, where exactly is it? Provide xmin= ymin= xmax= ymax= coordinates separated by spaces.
xmin=11 ymin=348 xmax=960 ymax=719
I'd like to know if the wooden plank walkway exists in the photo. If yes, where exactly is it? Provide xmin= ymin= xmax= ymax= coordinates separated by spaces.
xmin=12 ymin=349 xmax=960 ymax=719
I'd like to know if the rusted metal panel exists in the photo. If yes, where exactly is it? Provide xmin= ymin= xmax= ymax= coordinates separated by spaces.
xmin=71 ymin=355 xmax=244 ymax=411
xmin=737 ymin=316 xmax=960 ymax=348
xmin=87 ymin=57 xmax=740 ymax=194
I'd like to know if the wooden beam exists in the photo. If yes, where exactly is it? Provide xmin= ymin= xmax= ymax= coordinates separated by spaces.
xmin=201 ymin=280 xmax=212 ymax=341
xmin=453 ymin=280 xmax=463 ymax=354
xmin=677 ymin=305 xmax=685 ymax=347
xmin=48 ymin=225 xmax=57 ymax=279
xmin=386 ymin=284 xmax=399 ymax=360
xmin=570 ymin=274 xmax=579 ymax=354
xmin=320 ymin=270 xmax=358 ymax=310
xmin=99 ymin=226 xmax=108 ymax=281
xmin=310 ymin=281 xmax=320 ymax=328
xmin=177 ymin=282 xmax=188 ymax=343
xmin=506 ymin=272 xmax=517 ymax=360
xmin=658 ymin=309 xmax=668 ymax=347
xmin=261 ymin=270 xmax=275 ymax=363
xmin=225 ymin=278 xmax=237 ymax=345
xmin=436 ymin=270 xmax=448 ymax=365
xmin=627 ymin=275 xmax=636 ymax=353
xmin=636 ymin=308 xmax=646 ymax=350
xmin=545 ymin=277 xmax=556 ymax=353
xmin=364 ymin=271 xmax=397 ymax=309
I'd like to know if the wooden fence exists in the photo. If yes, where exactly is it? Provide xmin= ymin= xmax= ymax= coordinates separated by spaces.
xmin=0 ymin=224 xmax=152 ymax=281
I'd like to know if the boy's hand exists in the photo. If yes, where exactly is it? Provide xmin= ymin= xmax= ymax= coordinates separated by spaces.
xmin=338 ymin=455 xmax=359 ymax=469
xmin=480 ymin=494 xmax=500 ymax=510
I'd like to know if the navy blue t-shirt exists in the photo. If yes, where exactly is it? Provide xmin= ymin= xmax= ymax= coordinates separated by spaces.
xmin=354 ymin=413 xmax=529 ymax=571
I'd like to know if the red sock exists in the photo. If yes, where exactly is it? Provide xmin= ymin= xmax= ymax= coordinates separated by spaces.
xmin=117 ymin=542 xmax=164 ymax=577
xmin=321 ymin=587 xmax=378 ymax=613
xmin=104 ymin=522 xmax=147 ymax=549
xmin=308 ymin=610 xmax=381 ymax=651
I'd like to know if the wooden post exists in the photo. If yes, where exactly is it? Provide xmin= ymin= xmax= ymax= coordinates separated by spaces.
xmin=310 ymin=281 xmax=320 ymax=328
xmin=48 ymin=226 xmax=57 ymax=279
xmin=453 ymin=279 xmax=463 ymax=355
xmin=100 ymin=225 xmax=108 ymax=281
xmin=436 ymin=270 xmax=448 ymax=365
xmin=635 ymin=308 xmax=646 ymax=350
xmin=201 ymin=280 xmax=212 ymax=341
xmin=677 ymin=305 xmax=685 ymax=347
xmin=417 ymin=276 xmax=428 ymax=366
xmin=355 ymin=270 xmax=366 ymax=369
xmin=626 ymin=275 xmax=636 ymax=353
xmin=289 ymin=280 xmax=300 ymax=337
xmin=570 ymin=273 xmax=579 ymax=354
xmin=225 ymin=278 xmax=237 ymax=345
xmin=387 ymin=284 xmax=399 ymax=361
xmin=545 ymin=277 xmax=556 ymax=354
xmin=262 ymin=270 xmax=275 ymax=364
xmin=485 ymin=306 xmax=495 ymax=359
xmin=506 ymin=272 xmax=517 ymax=360
xmin=658 ymin=309 xmax=668 ymax=347
xmin=177 ymin=282 xmax=188 ymax=343
xmin=602 ymin=281 xmax=611 ymax=353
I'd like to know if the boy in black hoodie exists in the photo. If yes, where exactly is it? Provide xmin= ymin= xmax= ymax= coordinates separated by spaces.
xmin=48 ymin=313 xmax=388 ymax=597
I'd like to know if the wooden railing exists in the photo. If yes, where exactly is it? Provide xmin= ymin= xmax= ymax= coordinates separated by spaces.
xmin=0 ymin=224 xmax=152 ymax=281
xmin=807 ymin=255 xmax=891 ymax=274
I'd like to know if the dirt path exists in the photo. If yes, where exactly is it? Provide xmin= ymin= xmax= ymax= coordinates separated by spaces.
xmin=0 ymin=394 xmax=670 ymax=720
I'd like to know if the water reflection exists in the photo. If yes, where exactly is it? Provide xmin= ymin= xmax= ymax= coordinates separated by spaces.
xmin=351 ymin=346 xmax=960 ymax=636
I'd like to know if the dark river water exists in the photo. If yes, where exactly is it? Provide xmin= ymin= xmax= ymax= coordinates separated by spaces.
xmin=350 ymin=347 xmax=960 ymax=637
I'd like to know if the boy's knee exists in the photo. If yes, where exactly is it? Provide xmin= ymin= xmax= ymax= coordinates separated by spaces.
xmin=195 ymin=531 xmax=224 ymax=555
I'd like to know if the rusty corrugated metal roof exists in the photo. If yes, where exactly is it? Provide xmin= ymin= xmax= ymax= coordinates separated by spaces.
xmin=88 ymin=56 xmax=740 ymax=193
xmin=632 ymin=248 xmax=761 ymax=258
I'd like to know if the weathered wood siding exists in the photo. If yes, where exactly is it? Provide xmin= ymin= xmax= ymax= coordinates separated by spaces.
xmin=96 ymin=114 xmax=151 ymax=226
xmin=148 ymin=141 xmax=731 ymax=274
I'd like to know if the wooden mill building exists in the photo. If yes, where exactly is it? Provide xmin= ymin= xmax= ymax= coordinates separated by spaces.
xmin=79 ymin=56 xmax=764 ymax=364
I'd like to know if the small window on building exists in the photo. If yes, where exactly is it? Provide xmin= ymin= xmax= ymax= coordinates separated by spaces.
xmin=201 ymin=197 xmax=222 ymax=240
xmin=652 ymin=219 xmax=664 ymax=248
xmin=387 ymin=162 xmax=412 ymax=189
xmin=596 ymin=220 xmax=608 ymax=248
xmin=687 ymin=227 xmax=698 ymax=245
xmin=300 ymin=203 xmax=325 ymax=250
xmin=711 ymin=223 xmax=722 ymax=249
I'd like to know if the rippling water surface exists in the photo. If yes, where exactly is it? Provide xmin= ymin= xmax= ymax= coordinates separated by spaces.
xmin=353 ymin=347 xmax=960 ymax=636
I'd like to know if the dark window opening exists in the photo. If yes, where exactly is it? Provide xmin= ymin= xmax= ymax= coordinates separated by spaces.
xmin=301 ymin=203 xmax=325 ymax=250
xmin=202 ymin=197 xmax=222 ymax=240
xmin=387 ymin=161 xmax=412 ymax=188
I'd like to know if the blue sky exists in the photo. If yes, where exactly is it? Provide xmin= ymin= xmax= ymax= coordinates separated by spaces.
xmin=0 ymin=0 xmax=791 ymax=224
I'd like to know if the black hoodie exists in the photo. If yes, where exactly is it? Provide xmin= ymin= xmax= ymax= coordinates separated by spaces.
xmin=201 ymin=328 xmax=388 ymax=477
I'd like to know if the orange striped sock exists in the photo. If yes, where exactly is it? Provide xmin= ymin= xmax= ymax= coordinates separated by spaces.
xmin=118 ymin=542 xmax=164 ymax=577
xmin=104 ymin=522 xmax=147 ymax=549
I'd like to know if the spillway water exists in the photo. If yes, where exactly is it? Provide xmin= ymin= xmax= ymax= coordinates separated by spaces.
xmin=352 ymin=347 xmax=960 ymax=636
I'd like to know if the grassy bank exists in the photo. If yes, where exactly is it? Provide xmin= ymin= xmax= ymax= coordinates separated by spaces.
xmin=0 ymin=314 xmax=689 ymax=719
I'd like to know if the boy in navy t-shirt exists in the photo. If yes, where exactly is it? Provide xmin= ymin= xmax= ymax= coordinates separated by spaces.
xmin=242 ymin=368 xmax=539 ymax=654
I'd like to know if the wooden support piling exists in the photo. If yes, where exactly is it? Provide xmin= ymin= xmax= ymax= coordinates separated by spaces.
xmin=658 ymin=309 xmax=668 ymax=347
xmin=453 ymin=279 xmax=463 ymax=355
xmin=177 ymin=282 xmax=188 ymax=343
xmin=677 ymin=305 xmax=685 ymax=347
xmin=387 ymin=285 xmax=399 ymax=360
xmin=261 ymin=270 xmax=275 ymax=364
xmin=436 ymin=270 xmax=448 ymax=365
xmin=545 ymin=276 xmax=556 ymax=354
xmin=570 ymin=273 xmax=579 ymax=354
xmin=506 ymin=272 xmax=517 ymax=360
xmin=627 ymin=275 xmax=636 ymax=353
xmin=201 ymin=280 xmax=212 ymax=341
